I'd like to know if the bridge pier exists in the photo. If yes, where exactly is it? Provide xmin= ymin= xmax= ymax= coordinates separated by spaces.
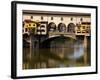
xmin=28 ymin=35 xmax=49 ymax=69
xmin=29 ymin=34 xmax=33 ymax=60
xmin=83 ymin=36 xmax=88 ymax=65
xmin=29 ymin=35 xmax=38 ymax=61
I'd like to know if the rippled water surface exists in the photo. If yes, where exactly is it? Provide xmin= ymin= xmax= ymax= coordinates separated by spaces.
xmin=23 ymin=37 xmax=90 ymax=69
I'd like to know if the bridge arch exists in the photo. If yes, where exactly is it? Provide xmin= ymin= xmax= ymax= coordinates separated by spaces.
xmin=58 ymin=23 xmax=66 ymax=32
xmin=40 ymin=36 xmax=75 ymax=48
xmin=48 ymin=22 xmax=56 ymax=32
xmin=67 ymin=23 xmax=76 ymax=33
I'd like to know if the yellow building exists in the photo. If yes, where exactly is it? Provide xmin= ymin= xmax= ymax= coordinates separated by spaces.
xmin=23 ymin=20 xmax=40 ymax=34
xmin=76 ymin=22 xmax=91 ymax=34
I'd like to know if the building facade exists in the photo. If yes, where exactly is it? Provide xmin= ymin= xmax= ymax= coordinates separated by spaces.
xmin=23 ymin=11 xmax=91 ymax=36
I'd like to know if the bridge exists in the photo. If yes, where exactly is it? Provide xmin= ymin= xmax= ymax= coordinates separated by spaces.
xmin=23 ymin=19 xmax=90 ymax=48
xmin=23 ymin=31 xmax=77 ymax=49
xmin=23 ymin=29 xmax=90 ymax=47
xmin=48 ymin=31 xmax=76 ymax=39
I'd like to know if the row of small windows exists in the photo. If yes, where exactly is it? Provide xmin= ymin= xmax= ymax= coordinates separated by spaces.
xmin=25 ymin=24 xmax=36 ymax=27
xmin=23 ymin=22 xmax=90 ymax=34
xmin=30 ymin=16 xmax=83 ymax=21
xmin=24 ymin=23 xmax=75 ymax=33
xmin=24 ymin=28 xmax=46 ymax=34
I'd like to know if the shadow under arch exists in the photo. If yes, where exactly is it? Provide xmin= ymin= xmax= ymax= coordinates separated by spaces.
xmin=40 ymin=35 xmax=76 ymax=48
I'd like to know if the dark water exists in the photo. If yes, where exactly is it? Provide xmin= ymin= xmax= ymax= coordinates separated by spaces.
xmin=23 ymin=37 xmax=90 ymax=69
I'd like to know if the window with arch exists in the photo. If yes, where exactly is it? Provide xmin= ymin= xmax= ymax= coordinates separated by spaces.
xmin=58 ymin=23 xmax=66 ymax=32
xmin=67 ymin=23 xmax=75 ymax=33
xmin=48 ymin=22 xmax=56 ymax=32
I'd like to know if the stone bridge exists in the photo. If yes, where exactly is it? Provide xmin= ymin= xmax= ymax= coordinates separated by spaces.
xmin=48 ymin=31 xmax=76 ymax=40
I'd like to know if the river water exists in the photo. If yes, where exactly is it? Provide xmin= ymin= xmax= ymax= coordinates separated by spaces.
xmin=23 ymin=36 xmax=90 ymax=69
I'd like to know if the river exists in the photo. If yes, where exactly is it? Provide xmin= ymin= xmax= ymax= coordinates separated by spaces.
xmin=23 ymin=36 xmax=90 ymax=69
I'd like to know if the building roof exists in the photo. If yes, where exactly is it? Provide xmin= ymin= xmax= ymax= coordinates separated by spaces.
xmin=23 ymin=10 xmax=91 ymax=16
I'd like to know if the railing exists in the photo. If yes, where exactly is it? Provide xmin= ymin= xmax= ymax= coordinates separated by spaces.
xmin=48 ymin=31 xmax=75 ymax=35
xmin=48 ymin=31 xmax=76 ymax=39
xmin=48 ymin=31 xmax=90 ymax=37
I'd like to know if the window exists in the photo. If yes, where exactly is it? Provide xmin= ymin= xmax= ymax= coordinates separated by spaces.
xmin=29 ymin=24 xmax=31 ymax=26
xmin=80 ymin=18 xmax=83 ymax=21
xmin=67 ymin=23 xmax=75 ymax=33
xmin=61 ymin=17 xmax=63 ymax=21
xmin=87 ymin=26 xmax=90 ymax=29
xmin=48 ymin=22 xmax=56 ymax=32
xmin=33 ymin=24 xmax=35 ymax=27
xmin=31 ymin=16 xmax=33 ymax=19
xmin=41 ymin=30 xmax=45 ymax=32
xmin=58 ymin=23 xmax=66 ymax=32
xmin=51 ymin=17 xmax=53 ymax=20
xmin=41 ymin=16 xmax=43 ymax=20
xmin=77 ymin=26 xmax=80 ymax=29
xmin=41 ymin=25 xmax=45 ymax=27
xmin=37 ymin=30 xmax=41 ymax=32
xmin=25 ymin=28 xmax=28 ymax=32
xmin=83 ymin=26 xmax=85 ymax=29
xmin=71 ymin=17 xmax=73 ymax=21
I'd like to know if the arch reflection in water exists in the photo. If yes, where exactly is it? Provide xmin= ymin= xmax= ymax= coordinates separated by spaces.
xmin=23 ymin=36 xmax=90 ymax=69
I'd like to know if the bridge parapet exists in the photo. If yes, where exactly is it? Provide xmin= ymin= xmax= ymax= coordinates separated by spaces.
xmin=49 ymin=31 xmax=75 ymax=35
xmin=75 ymin=33 xmax=90 ymax=36
xmin=48 ymin=31 xmax=76 ymax=39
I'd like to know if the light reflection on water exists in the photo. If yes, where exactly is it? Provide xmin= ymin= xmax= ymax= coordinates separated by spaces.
xmin=23 ymin=37 xmax=90 ymax=69
xmin=68 ymin=41 xmax=84 ymax=59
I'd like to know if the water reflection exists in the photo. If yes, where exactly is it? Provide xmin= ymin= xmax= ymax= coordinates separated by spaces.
xmin=23 ymin=36 xmax=90 ymax=69
xmin=68 ymin=40 xmax=84 ymax=59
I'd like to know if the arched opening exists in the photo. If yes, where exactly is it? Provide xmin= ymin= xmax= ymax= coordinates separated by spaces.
xmin=67 ymin=23 xmax=76 ymax=33
xmin=48 ymin=22 xmax=56 ymax=32
xmin=58 ymin=23 xmax=66 ymax=32
xmin=40 ymin=35 xmax=75 ymax=48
